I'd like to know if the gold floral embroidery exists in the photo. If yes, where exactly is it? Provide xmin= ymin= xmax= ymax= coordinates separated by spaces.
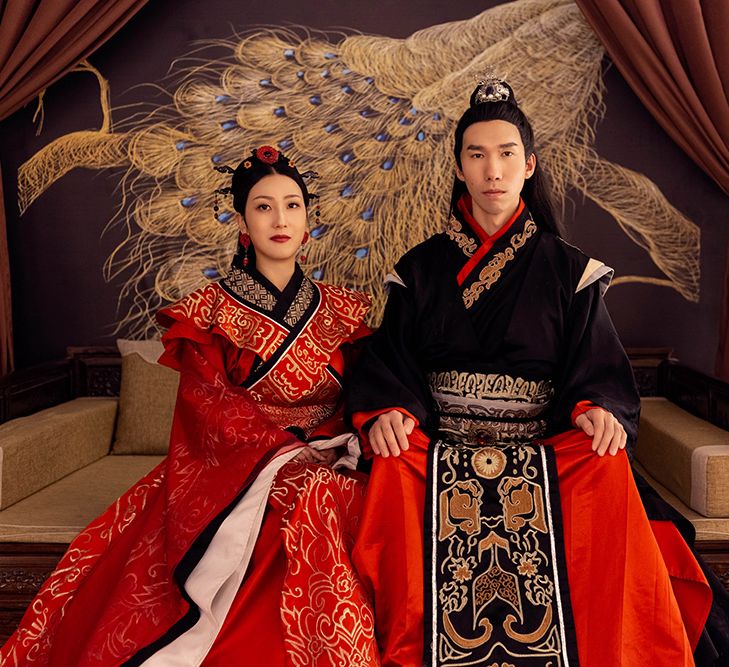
xmin=462 ymin=219 xmax=537 ymax=308
xmin=446 ymin=215 xmax=478 ymax=256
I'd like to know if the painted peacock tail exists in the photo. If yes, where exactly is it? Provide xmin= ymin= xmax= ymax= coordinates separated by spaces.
xmin=18 ymin=0 xmax=700 ymax=338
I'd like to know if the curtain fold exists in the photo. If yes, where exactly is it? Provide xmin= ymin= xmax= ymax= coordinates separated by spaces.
xmin=0 ymin=0 xmax=149 ymax=375
xmin=575 ymin=0 xmax=729 ymax=379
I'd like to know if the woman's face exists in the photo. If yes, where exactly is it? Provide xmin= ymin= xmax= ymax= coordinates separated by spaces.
xmin=456 ymin=119 xmax=536 ymax=221
xmin=239 ymin=174 xmax=308 ymax=264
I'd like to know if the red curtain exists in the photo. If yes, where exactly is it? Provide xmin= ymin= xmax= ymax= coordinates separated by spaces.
xmin=575 ymin=0 xmax=729 ymax=379
xmin=0 ymin=0 xmax=149 ymax=375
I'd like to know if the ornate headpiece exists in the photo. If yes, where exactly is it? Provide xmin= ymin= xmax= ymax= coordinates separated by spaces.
xmin=212 ymin=145 xmax=319 ymax=220
xmin=474 ymin=78 xmax=511 ymax=104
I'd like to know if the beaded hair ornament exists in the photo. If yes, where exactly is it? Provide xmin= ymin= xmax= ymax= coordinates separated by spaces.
xmin=212 ymin=145 xmax=319 ymax=221
xmin=212 ymin=146 xmax=320 ymax=267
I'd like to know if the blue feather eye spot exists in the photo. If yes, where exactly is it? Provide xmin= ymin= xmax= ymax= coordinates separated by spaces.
xmin=211 ymin=155 xmax=223 ymax=164
xmin=311 ymin=225 xmax=328 ymax=239
xmin=354 ymin=247 xmax=369 ymax=259
xmin=324 ymin=52 xmax=337 ymax=60
xmin=399 ymin=117 xmax=413 ymax=126
xmin=216 ymin=211 xmax=233 ymax=223
xmin=340 ymin=151 xmax=355 ymax=164
xmin=388 ymin=96 xmax=401 ymax=104
xmin=340 ymin=184 xmax=354 ymax=197
xmin=416 ymin=130 xmax=426 ymax=142
xmin=381 ymin=158 xmax=395 ymax=170
xmin=321 ymin=69 xmax=330 ymax=79
xmin=324 ymin=123 xmax=338 ymax=134
xmin=432 ymin=112 xmax=442 ymax=121
xmin=202 ymin=267 xmax=221 ymax=279
xmin=259 ymin=78 xmax=272 ymax=88
xmin=342 ymin=68 xmax=352 ymax=75
xmin=375 ymin=132 xmax=389 ymax=142
xmin=410 ymin=107 xmax=418 ymax=116
xmin=360 ymin=107 xmax=377 ymax=118
xmin=273 ymin=106 xmax=286 ymax=117
xmin=180 ymin=196 xmax=197 ymax=208
xmin=278 ymin=138 xmax=294 ymax=150
xmin=221 ymin=120 xmax=238 ymax=131
xmin=284 ymin=48 xmax=296 ymax=60
xmin=312 ymin=268 xmax=325 ymax=280
xmin=215 ymin=94 xmax=231 ymax=103
xmin=360 ymin=207 xmax=374 ymax=221
xmin=296 ymin=70 xmax=305 ymax=80
xmin=341 ymin=85 xmax=354 ymax=94
xmin=309 ymin=94 xmax=322 ymax=106
xmin=175 ymin=140 xmax=190 ymax=150
xmin=366 ymin=77 xmax=374 ymax=84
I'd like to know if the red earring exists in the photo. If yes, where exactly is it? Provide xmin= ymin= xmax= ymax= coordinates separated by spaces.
xmin=302 ymin=231 xmax=309 ymax=244
xmin=239 ymin=232 xmax=251 ymax=267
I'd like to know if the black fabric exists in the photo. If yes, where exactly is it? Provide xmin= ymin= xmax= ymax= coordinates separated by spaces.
xmin=348 ymin=204 xmax=640 ymax=444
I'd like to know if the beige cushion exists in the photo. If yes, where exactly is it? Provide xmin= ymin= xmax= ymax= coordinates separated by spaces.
xmin=0 ymin=398 xmax=117 ymax=509
xmin=112 ymin=339 xmax=179 ymax=455
xmin=633 ymin=461 xmax=729 ymax=542
xmin=0 ymin=455 xmax=164 ymax=542
xmin=636 ymin=397 xmax=729 ymax=517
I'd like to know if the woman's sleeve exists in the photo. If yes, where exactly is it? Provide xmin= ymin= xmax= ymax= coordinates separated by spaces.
xmin=160 ymin=325 xmax=301 ymax=464
xmin=550 ymin=280 xmax=640 ymax=449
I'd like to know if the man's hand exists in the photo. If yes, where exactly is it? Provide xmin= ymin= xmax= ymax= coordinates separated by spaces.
xmin=369 ymin=410 xmax=415 ymax=457
xmin=575 ymin=408 xmax=627 ymax=457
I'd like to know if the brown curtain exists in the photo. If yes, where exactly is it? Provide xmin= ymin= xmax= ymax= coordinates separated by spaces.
xmin=575 ymin=0 xmax=729 ymax=378
xmin=0 ymin=0 xmax=149 ymax=375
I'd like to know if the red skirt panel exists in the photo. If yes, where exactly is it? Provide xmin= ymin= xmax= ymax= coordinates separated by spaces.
xmin=353 ymin=429 xmax=710 ymax=667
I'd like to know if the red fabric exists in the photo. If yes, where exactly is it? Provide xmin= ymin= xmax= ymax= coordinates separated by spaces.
xmin=649 ymin=519 xmax=712 ymax=650
xmin=353 ymin=429 xmax=709 ymax=666
xmin=456 ymin=195 xmax=525 ymax=286
xmin=1 ymin=280 xmax=374 ymax=665
xmin=1 ymin=335 xmax=300 ymax=665
xmin=203 ymin=461 xmax=378 ymax=666
xmin=203 ymin=500 xmax=288 ymax=667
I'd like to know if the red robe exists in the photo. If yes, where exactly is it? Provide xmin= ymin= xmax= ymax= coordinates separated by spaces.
xmin=1 ymin=275 xmax=378 ymax=666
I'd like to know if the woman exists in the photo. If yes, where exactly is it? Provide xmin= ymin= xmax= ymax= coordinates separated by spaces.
xmin=347 ymin=81 xmax=715 ymax=666
xmin=2 ymin=146 xmax=378 ymax=666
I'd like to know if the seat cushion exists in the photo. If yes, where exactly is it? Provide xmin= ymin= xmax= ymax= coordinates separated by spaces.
xmin=633 ymin=461 xmax=729 ymax=542
xmin=636 ymin=397 xmax=729 ymax=517
xmin=0 ymin=398 xmax=118 ymax=509
xmin=0 ymin=455 xmax=164 ymax=542
xmin=112 ymin=339 xmax=179 ymax=455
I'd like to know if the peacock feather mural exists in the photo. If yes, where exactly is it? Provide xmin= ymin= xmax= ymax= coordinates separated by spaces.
xmin=18 ymin=0 xmax=699 ymax=337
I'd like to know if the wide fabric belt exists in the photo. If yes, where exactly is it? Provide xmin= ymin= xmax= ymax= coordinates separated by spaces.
xmin=428 ymin=371 xmax=553 ymax=445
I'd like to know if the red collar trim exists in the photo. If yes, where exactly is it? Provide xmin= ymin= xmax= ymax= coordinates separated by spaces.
xmin=455 ymin=195 xmax=526 ymax=287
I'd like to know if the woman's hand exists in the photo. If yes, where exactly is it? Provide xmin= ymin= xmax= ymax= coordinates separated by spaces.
xmin=575 ymin=408 xmax=627 ymax=457
xmin=368 ymin=410 xmax=415 ymax=457
xmin=292 ymin=446 xmax=337 ymax=465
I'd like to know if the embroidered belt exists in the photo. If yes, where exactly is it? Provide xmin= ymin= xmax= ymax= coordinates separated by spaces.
xmin=428 ymin=371 xmax=553 ymax=445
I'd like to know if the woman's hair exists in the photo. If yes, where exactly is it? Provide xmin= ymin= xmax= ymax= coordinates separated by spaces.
xmin=215 ymin=146 xmax=313 ymax=269
xmin=229 ymin=146 xmax=311 ymax=214
xmin=450 ymin=81 xmax=563 ymax=236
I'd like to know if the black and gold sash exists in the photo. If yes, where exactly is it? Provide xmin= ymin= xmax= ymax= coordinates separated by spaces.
xmin=425 ymin=371 xmax=579 ymax=666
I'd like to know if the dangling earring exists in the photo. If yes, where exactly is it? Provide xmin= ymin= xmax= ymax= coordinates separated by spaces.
xmin=299 ymin=231 xmax=309 ymax=264
xmin=239 ymin=231 xmax=251 ymax=267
